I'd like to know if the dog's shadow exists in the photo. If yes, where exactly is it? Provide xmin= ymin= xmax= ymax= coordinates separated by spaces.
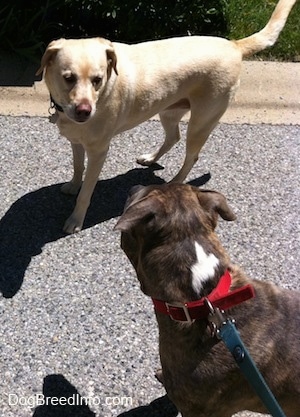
xmin=32 ymin=374 xmax=178 ymax=417
xmin=117 ymin=395 xmax=178 ymax=417
xmin=0 ymin=166 xmax=210 ymax=298
xmin=32 ymin=374 xmax=96 ymax=417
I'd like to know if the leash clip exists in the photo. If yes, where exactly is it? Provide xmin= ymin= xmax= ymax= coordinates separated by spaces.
xmin=204 ymin=298 xmax=227 ymax=339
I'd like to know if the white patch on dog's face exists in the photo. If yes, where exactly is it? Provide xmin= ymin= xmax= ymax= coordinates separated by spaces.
xmin=191 ymin=242 xmax=219 ymax=294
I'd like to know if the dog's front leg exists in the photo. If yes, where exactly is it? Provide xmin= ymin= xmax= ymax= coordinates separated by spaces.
xmin=63 ymin=147 xmax=109 ymax=234
xmin=61 ymin=143 xmax=85 ymax=195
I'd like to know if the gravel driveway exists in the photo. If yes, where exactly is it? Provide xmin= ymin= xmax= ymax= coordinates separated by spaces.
xmin=0 ymin=115 xmax=299 ymax=417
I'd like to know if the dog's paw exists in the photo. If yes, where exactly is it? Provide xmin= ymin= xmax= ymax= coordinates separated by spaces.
xmin=136 ymin=153 xmax=156 ymax=166
xmin=63 ymin=215 xmax=83 ymax=234
xmin=61 ymin=181 xmax=82 ymax=195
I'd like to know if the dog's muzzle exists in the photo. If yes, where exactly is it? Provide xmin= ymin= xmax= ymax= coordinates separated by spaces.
xmin=74 ymin=103 xmax=92 ymax=123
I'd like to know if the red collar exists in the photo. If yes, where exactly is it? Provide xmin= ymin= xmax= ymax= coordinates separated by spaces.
xmin=152 ymin=270 xmax=255 ymax=323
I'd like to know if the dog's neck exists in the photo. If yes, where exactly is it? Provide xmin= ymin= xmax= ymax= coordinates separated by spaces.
xmin=190 ymin=240 xmax=226 ymax=297
xmin=140 ymin=235 xmax=230 ymax=304
xmin=152 ymin=266 xmax=255 ymax=325
xmin=50 ymin=95 xmax=64 ymax=113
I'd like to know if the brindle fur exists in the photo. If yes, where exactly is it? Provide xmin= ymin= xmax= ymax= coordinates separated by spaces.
xmin=115 ymin=183 xmax=300 ymax=417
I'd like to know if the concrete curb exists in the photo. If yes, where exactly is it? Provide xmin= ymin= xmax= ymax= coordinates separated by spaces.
xmin=0 ymin=61 xmax=299 ymax=124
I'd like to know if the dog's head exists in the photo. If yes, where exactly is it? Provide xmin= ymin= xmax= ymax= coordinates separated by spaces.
xmin=115 ymin=184 xmax=236 ymax=301
xmin=36 ymin=37 xmax=118 ymax=124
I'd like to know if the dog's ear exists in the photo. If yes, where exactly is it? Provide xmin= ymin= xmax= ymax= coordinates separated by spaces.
xmin=197 ymin=189 xmax=236 ymax=228
xmin=124 ymin=185 xmax=145 ymax=210
xmin=106 ymin=44 xmax=118 ymax=76
xmin=36 ymin=38 xmax=66 ymax=76
xmin=115 ymin=185 xmax=148 ymax=231
xmin=115 ymin=187 xmax=157 ymax=269
xmin=115 ymin=196 xmax=159 ymax=233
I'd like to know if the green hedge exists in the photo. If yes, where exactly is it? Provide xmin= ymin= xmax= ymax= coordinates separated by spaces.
xmin=0 ymin=0 xmax=227 ymax=60
xmin=0 ymin=0 xmax=298 ymax=61
xmin=60 ymin=0 xmax=228 ymax=40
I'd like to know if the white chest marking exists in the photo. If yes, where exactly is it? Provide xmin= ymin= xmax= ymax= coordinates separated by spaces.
xmin=191 ymin=242 xmax=219 ymax=294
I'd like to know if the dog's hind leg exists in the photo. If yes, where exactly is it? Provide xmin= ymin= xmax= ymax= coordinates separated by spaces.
xmin=137 ymin=107 xmax=188 ymax=166
xmin=170 ymin=97 xmax=229 ymax=183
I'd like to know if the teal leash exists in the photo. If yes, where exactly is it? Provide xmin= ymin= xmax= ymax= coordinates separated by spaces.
xmin=205 ymin=300 xmax=286 ymax=417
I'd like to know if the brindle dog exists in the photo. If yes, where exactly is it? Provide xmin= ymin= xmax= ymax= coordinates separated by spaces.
xmin=115 ymin=183 xmax=300 ymax=417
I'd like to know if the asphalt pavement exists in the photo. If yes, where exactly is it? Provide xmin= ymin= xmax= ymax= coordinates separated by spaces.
xmin=0 ymin=114 xmax=299 ymax=417
xmin=0 ymin=58 xmax=299 ymax=417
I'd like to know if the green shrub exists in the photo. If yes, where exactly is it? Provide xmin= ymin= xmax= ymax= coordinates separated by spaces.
xmin=52 ymin=0 xmax=227 ymax=40
xmin=0 ymin=1 xmax=60 ymax=61
xmin=0 ymin=0 xmax=298 ymax=61
xmin=0 ymin=1 xmax=227 ymax=59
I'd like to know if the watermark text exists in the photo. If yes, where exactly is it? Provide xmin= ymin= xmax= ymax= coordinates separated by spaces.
xmin=8 ymin=393 xmax=133 ymax=409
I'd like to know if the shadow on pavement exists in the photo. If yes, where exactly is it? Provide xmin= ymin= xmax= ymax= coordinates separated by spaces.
xmin=32 ymin=374 xmax=96 ymax=417
xmin=32 ymin=373 xmax=178 ymax=417
xmin=0 ymin=167 xmax=210 ymax=298
xmin=117 ymin=395 xmax=178 ymax=417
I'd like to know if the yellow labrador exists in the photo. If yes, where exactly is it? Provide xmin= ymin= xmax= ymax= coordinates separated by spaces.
xmin=37 ymin=0 xmax=295 ymax=234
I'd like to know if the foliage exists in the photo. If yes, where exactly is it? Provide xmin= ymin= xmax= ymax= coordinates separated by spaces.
xmin=0 ymin=0 xmax=227 ymax=58
xmin=0 ymin=1 xmax=60 ymax=61
xmin=226 ymin=0 xmax=300 ymax=61
xmin=51 ymin=0 xmax=228 ymax=41
xmin=0 ymin=0 xmax=298 ymax=61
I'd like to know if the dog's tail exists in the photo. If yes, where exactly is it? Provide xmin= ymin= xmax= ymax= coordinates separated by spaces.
xmin=234 ymin=0 xmax=296 ymax=57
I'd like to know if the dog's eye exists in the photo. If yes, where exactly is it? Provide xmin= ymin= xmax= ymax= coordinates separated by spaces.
xmin=92 ymin=76 xmax=102 ymax=87
xmin=63 ymin=74 xmax=76 ymax=84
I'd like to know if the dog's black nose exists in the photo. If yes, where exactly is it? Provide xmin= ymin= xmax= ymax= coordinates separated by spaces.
xmin=75 ymin=103 xmax=92 ymax=122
